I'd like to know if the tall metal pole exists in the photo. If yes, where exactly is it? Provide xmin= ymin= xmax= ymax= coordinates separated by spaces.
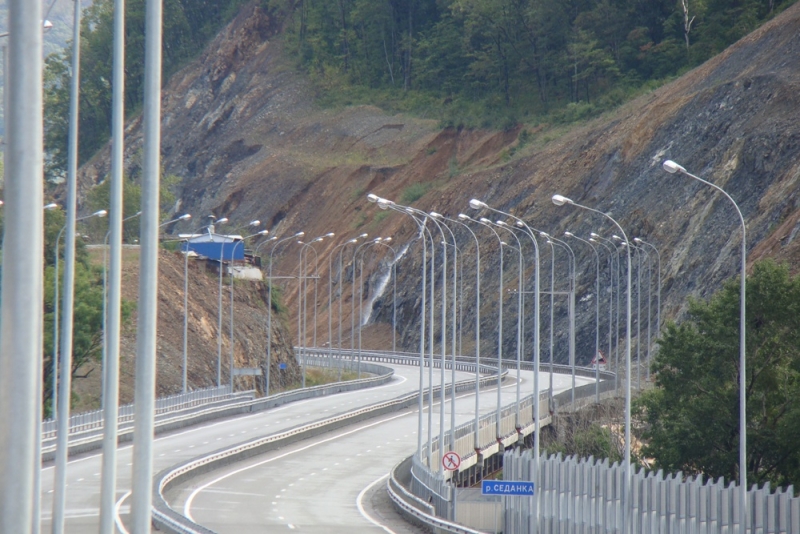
xmin=547 ymin=235 xmax=576 ymax=404
xmin=368 ymin=196 xmax=429 ymax=460
xmin=472 ymin=218 xmax=504 ymax=438
xmin=663 ymin=160 xmax=747 ymax=534
xmin=53 ymin=0 xmax=82 ymax=528
xmin=592 ymin=238 xmax=616 ymax=383
xmin=454 ymin=215 xmax=482 ymax=451
xmin=0 ymin=0 xmax=43 ymax=530
xmin=595 ymin=233 xmax=621 ymax=388
xmin=99 ymin=0 xmax=125 ymax=527
xmin=552 ymin=195 xmax=633 ymax=534
xmin=130 ymin=0 xmax=162 ymax=529
xmin=266 ymin=233 xmax=302 ymax=396
xmin=567 ymin=233 xmax=600 ymax=402
xmin=636 ymin=238 xmax=661 ymax=382
xmin=183 ymin=243 xmax=189 ymax=391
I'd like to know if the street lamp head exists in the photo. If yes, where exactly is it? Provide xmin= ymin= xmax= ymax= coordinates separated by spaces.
xmin=359 ymin=233 xmax=368 ymax=238
xmin=257 ymin=229 xmax=270 ymax=236
xmin=267 ymin=236 xmax=277 ymax=242
xmin=217 ymin=217 xmax=228 ymax=224
xmin=564 ymin=231 xmax=574 ymax=237
xmin=43 ymin=20 xmax=54 ymax=31
xmin=540 ymin=231 xmax=550 ymax=238
xmin=634 ymin=237 xmax=643 ymax=244
xmin=367 ymin=193 xmax=380 ymax=203
xmin=515 ymin=220 xmax=525 ymax=228
xmin=383 ymin=237 xmax=392 ymax=243
xmin=348 ymin=238 xmax=358 ymax=244
xmin=589 ymin=238 xmax=597 ymax=243
xmin=43 ymin=203 xmax=58 ymax=210
xmin=495 ymin=220 xmax=506 ymax=226
xmin=295 ymin=231 xmax=305 ymax=237
xmin=93 ymin=210 xmax=108 ymax=218
xmin=325 ymin=232 xmax=335 ymax=238
xmin=457 ymin=213 xmax=471 ymax=221
xmin=546 ymin=240 xmax=554 ymax=245
xmin=248 ymin=219 xmax=261 ymax=227
xmin=552 ymin=194 xmax=572 ymax=206
xmin=479 ymin=217 xmax=491 ymax=224
xmin=500 ymin=241 xmax=508 ymax=246
xmin=612 ymin=235 xmax=623 ymax=241
xmin=313 ymin=237 xmax=324 ymax=243
xmin=662 ymin=160 xmax=685 ymax=174
xmin=469 ymin=199 xmax=487 ymax=210
xmin=178 ymin=213 xmax=192 ymax=221
xmin=377 ymin=200 xmax=390 ymax=210
xmin=430 ymin=211 xmax=442 ymax=219
xmin=590 ymin=232 xmax=600 ymax=238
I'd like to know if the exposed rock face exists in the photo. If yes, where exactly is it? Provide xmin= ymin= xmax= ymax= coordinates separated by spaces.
xmin=77 ymin=2 xmax=800 ymax=369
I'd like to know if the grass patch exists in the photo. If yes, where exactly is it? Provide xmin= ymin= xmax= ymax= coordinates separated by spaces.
xmin=400 ymin=183 xmax=431 ymax=204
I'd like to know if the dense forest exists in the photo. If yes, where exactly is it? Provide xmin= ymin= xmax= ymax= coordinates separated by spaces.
xmin=43 ymin=0 xmax=249 ymax=180
xmin=42 ymin=0 xmax=796 ymax=180
xmin=274 ymin=0 xmax=795 ymax=123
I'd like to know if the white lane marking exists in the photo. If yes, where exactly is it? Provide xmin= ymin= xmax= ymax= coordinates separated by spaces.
xmin=110 ymin=365 xmax=533 ymax=529
xmin=115 ymin=490 xmax=132 ymax=534
xmin=356 ymin=473 xmax=396 ymax=533
xmin=182 ymin=411 xmax=411 ymax=522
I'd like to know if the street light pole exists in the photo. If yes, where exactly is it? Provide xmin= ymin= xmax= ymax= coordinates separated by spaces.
xmin=265 ymin=232 xmax=303 ymax=396
xmin=212 ymin=216 xmax=230 ymax=387
xmin=543 ymin=233 xmax=576 ymax=404
xmin=635 ymin=237 xmax=661 ymax=382
xmin=490 ymin=220 xmax=525 ymax=431
xmin=662 ymin=159 xmax=748 ymax=534
xmin=552 ymin=194 xmax=633 ymax=534
xmin=368 ymin=194 xmax=428 ymax=461
xmin=328 ymin=236 xmax=364 ymax=377
xmin=593 ymin=233 xmax=622 ymax=388
xmin=591 ymin=237 xmax=616 ymax=384
xmin=52 ymin=0 xmax=84 ymax=526
xmin=230 ymin=227 xmax=268 ymax=391
xmin=566 ymin=232 xmax=601 ymax=402
xmin=53 ymin=208 xmax=106 ymax=534
xmin=0 ymin=1 xmax=44 ymax=528
xmin=466 ymin=215 xmax=505 ymax=439
xmin=98 ymin=0 xmax=126 ymax=526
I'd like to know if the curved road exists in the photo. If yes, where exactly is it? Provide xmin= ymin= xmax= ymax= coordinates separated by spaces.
xmin=168 ymin=371 xmax=590 ymax=533
xmin=39 ymin=363 xmax=477 ymax=532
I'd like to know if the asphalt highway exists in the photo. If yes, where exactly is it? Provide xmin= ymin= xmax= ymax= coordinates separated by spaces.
xmin=39 ymin=363 xmax=471 ymax=533
xmin=168 ymin=371 xmax=591 ymax=533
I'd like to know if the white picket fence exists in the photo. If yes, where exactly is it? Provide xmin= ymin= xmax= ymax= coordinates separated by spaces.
xmin=501 ymin=448 xmax=800 ymax=534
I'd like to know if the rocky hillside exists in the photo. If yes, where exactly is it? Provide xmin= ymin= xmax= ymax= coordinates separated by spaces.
xmin=72 ymin=248 xmax=298 ymax=411
xmin=76 ymin=2 xmax=800 ymax=368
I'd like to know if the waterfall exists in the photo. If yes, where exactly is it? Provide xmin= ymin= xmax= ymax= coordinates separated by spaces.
xmin=362 ymin=240 xmax=412 ymax=326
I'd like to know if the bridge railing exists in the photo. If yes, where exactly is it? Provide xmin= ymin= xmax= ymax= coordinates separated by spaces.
xmin=41 ymin=385 xmax=244 ymax=440
xmin=501 ymin=447 xmax=800 ymax=534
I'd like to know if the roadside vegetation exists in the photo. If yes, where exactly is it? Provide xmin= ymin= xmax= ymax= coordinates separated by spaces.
xmin=270 ymin=0 xmax=797 ymax=129
xmin=636 ymin=260 xmax=800 ymax=490
xmin=41 ymin=0 xmax=797 ymax=182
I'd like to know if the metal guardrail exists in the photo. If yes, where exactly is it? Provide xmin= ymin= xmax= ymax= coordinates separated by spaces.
xmin=151 ymin=353 xmax=505 ymax=533
xmin=406 ymin=368 xmax=618 ymax=525
xmin=41 ymin=385 xmax=242 ymax=440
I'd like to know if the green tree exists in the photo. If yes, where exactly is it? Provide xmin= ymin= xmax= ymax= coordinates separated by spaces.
xmin=637 ymin=260 xmax=800 ymax=489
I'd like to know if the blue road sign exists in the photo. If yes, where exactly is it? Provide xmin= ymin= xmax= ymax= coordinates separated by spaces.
xmin=278 ymin=363 xmax=287 ymax=370
xmin=481 ymin=480 xmax=535 ymax=496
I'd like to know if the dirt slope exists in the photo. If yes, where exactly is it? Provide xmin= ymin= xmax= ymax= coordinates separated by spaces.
xmin=72 ymin=248 xmax=298 ymax=411
xmin=75 ymin=1 xmax=800 ymax=367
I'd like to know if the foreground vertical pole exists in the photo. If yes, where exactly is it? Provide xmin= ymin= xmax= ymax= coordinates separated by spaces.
xmin=99 ymin=0 xmax=125 ymax=530
xmin=131 ymin=0 xmax=162 ymax=530
xmin=0 ymin=2 xmax=43 ymax=531
xmin=52 ymin=0 xmax=82 ymax=529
